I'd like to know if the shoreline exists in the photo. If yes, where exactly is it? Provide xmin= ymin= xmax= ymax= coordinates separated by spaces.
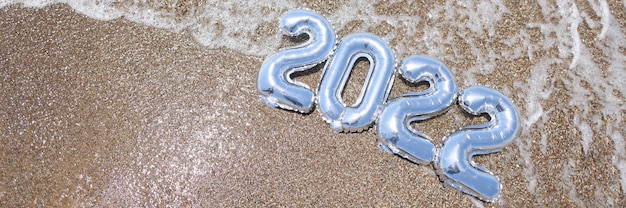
xmin=1 ymin=2 xmax=624 ymax=207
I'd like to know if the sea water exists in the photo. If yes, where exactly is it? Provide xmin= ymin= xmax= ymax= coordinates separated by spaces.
xmin=1 ymin=0 xmax=624 ymax=205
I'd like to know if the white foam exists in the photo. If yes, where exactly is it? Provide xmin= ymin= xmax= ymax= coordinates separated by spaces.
xmin=515 ymin=136 xmax=538 ymax=195
xmin=611 ymin=131 xmax=626 ymax=192
xmin=512 ymin=55 xmax=558 ymax=191
xmin=517 ymin=0 xmax=624 ymax=199
xmin=565 ymin=1 xmax=582 ymax=69
xmin=594 ymin=0 xmax=610 ymax=39
xmin=573 ymin=116 xmax=593 ymax=154
xmin=554 ymin=0 xmax=626 ymax=193
xmin=0 ymin=0 xmax=509 ymax=62
xmin=1 ymin=0 xmax=295 ymax=56
xmin=561 ymin=158 xmax=585 ymax=206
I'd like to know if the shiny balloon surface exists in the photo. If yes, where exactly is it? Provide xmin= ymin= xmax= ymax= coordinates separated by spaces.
xmin=435 ymin=86 xmax=520 ymax=202
xmin=257 ymin=9 xmax=520 ymax=203
xmin=257 ymin=10 xmax=336 ymax=113
xmin=377 ymin=56 xmax=457 ymax=165
xmin=318 ymin=33 xmax=395 ymax=132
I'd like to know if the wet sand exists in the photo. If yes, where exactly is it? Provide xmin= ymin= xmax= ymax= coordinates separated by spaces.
xmin=1 ymin=2 xmax=625 ymax=207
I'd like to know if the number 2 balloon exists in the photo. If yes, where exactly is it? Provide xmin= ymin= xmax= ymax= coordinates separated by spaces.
xmin=257 ymin=10 xmax=336 ymax=113
xmin=377 ymin=55 xmax=458 ymax=165
xmin=435 ymin=86 xmax=520 ymax=201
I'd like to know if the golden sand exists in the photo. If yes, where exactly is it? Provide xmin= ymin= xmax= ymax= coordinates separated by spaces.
xmin=1 ymin=2 xmax=624 ymax=207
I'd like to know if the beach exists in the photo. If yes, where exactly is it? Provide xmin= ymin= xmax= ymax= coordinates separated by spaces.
xmin=1 ymin=1 xmax=624 ymax=207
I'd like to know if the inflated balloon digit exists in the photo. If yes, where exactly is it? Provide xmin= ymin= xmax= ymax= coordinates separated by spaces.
xmin=376 ymin=56 xmax=458 ymax=165
xmin=318 ymin=33 xmax=395 ymax=132
xmin=435 ymin=86 xmax=520 ymax=202
xmin=257 ymin=10 xmax=336 ymax=113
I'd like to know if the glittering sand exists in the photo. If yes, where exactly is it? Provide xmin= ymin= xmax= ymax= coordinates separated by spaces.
xmin=1 ymin=2 xmax=625 ymax=207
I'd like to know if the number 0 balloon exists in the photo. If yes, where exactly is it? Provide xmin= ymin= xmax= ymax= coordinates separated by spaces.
xmin=318 ymin=33 xmax=395 ymax=132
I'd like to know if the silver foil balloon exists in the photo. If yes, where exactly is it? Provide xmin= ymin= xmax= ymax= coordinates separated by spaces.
xmin=376 ymin=56 xmax=458 ymax=165
xmin=317 ymin=33 xmax=395 ymax=132
xmin=435 ymin=86 xmax=520 ymax=202
xmin=257 ymin=10 xmax=336 ymax=113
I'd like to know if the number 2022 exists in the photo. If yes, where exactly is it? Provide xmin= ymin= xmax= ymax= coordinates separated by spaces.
xmin=257 ymin=10 xmax=520 ymax=202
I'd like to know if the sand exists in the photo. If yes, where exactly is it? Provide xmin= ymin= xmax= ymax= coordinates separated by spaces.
xmin=1 ymin=2 xmax=624 ymax=207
